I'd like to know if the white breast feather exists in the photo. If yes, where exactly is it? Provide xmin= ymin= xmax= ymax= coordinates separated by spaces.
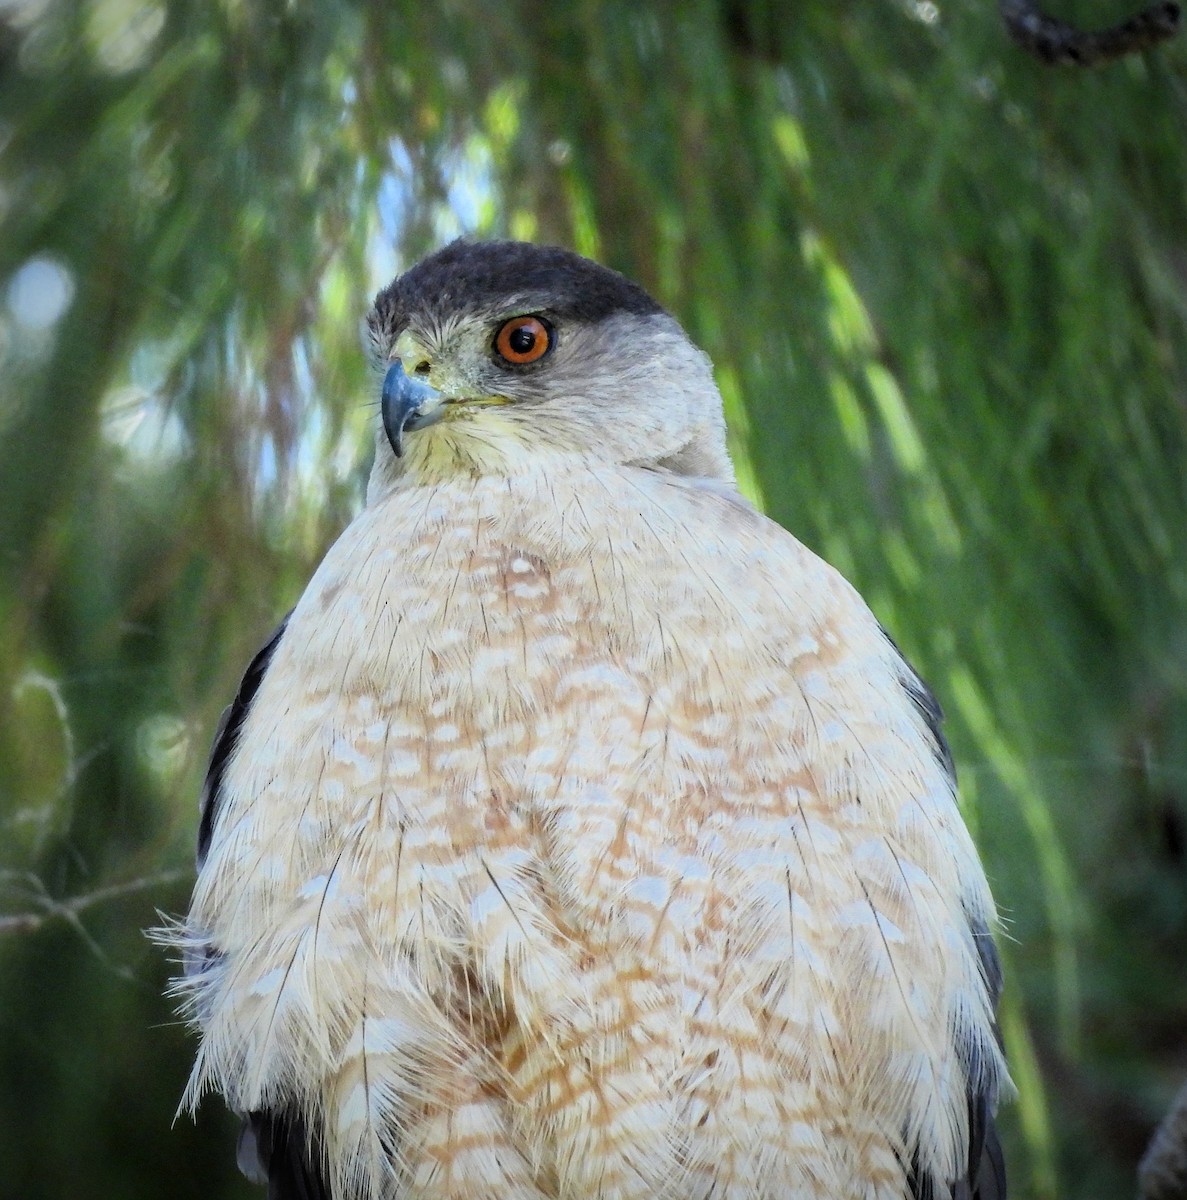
xmin=173 ymin=459 xmax=1006 ymax=1200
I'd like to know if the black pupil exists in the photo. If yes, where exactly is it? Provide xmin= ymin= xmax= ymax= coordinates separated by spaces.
xmin=508 ymin=325 xmax=537 ymax=355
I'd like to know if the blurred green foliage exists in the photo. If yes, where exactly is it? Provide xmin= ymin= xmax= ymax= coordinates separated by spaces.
xmin=1 ymin=2 xmax=1184 ymax=1197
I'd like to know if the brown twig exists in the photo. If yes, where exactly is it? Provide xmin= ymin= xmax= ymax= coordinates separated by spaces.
xmin=0 ymin=869 xmax=189 ymax=937
xmin=1001 ymin=0 xmax=1181 ymax=64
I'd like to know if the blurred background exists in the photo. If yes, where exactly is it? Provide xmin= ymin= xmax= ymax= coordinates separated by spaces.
xmin=1 ymin=2 xmax=1184 ymax=1197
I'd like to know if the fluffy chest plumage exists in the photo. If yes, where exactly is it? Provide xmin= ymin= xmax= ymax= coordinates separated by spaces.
xmin=186 ymin=463 xmax=1001 ymax=1200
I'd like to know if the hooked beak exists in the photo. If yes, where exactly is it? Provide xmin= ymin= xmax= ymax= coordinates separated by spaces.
xmin=381 ymin=361 xmax=446 ymax=458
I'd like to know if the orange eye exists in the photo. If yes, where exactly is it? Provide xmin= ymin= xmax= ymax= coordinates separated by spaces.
xmin=494 ymin=316 xmax=552 ymax=365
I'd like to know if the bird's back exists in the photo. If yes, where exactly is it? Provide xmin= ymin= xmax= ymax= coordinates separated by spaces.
xmin=181 ymin=458 xmax=1005 ymax=1200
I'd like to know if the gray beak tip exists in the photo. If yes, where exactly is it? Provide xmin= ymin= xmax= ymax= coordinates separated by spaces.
xmin=381 ymin=361 xmax=442 ymax=459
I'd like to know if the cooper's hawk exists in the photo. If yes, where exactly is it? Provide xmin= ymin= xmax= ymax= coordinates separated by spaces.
xmin=167 ymin=240 xmax=1008 ymax=1199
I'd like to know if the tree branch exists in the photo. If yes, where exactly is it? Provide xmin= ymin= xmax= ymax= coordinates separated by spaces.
xmin=0 ymin=869 xmax=189 ymax=937
xmin=1001 ymin=0 xmax=1181 ymax=64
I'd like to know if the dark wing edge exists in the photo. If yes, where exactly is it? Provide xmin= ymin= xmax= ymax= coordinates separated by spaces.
xmin=196 ymin=615 xmax=291 ymax=867
xmin=962 ymin=917 xmax=1008 ymax=1200
xmin=192 ymin=615 xmax=330 ymax=1199
xmin=879 ymin=628 xmax=1008 ymax=1200
xmin=238 ymin=1110 xmax=331 ymax=1200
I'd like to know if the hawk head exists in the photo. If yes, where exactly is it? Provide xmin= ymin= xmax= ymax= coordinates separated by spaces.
xmin=365 ymin=240 xmax=733 ymax=489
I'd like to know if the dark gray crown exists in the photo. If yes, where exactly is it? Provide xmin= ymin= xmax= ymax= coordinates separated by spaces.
xmin=369 ymin=240 xmax=664 ymax=343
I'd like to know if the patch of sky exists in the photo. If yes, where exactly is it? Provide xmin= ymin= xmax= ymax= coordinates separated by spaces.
xmin=368 ymin=135 xmax=497 ymax=290
xmin=435 ymin=136 xmax=494 ymax=241
xmin=8 ymin=254 xmax=74 ymax=333
xmin=100 ymin=337 xmax=189 ymax=469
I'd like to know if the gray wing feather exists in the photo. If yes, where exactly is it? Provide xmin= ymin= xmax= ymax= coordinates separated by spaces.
xmin=883 ymin=634 xmax=1007 ymax=1200
xmin=193 ymin=617 xmax=330 ymax=1198
xmin=196 ymin=616 xmax=290 ymax=867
